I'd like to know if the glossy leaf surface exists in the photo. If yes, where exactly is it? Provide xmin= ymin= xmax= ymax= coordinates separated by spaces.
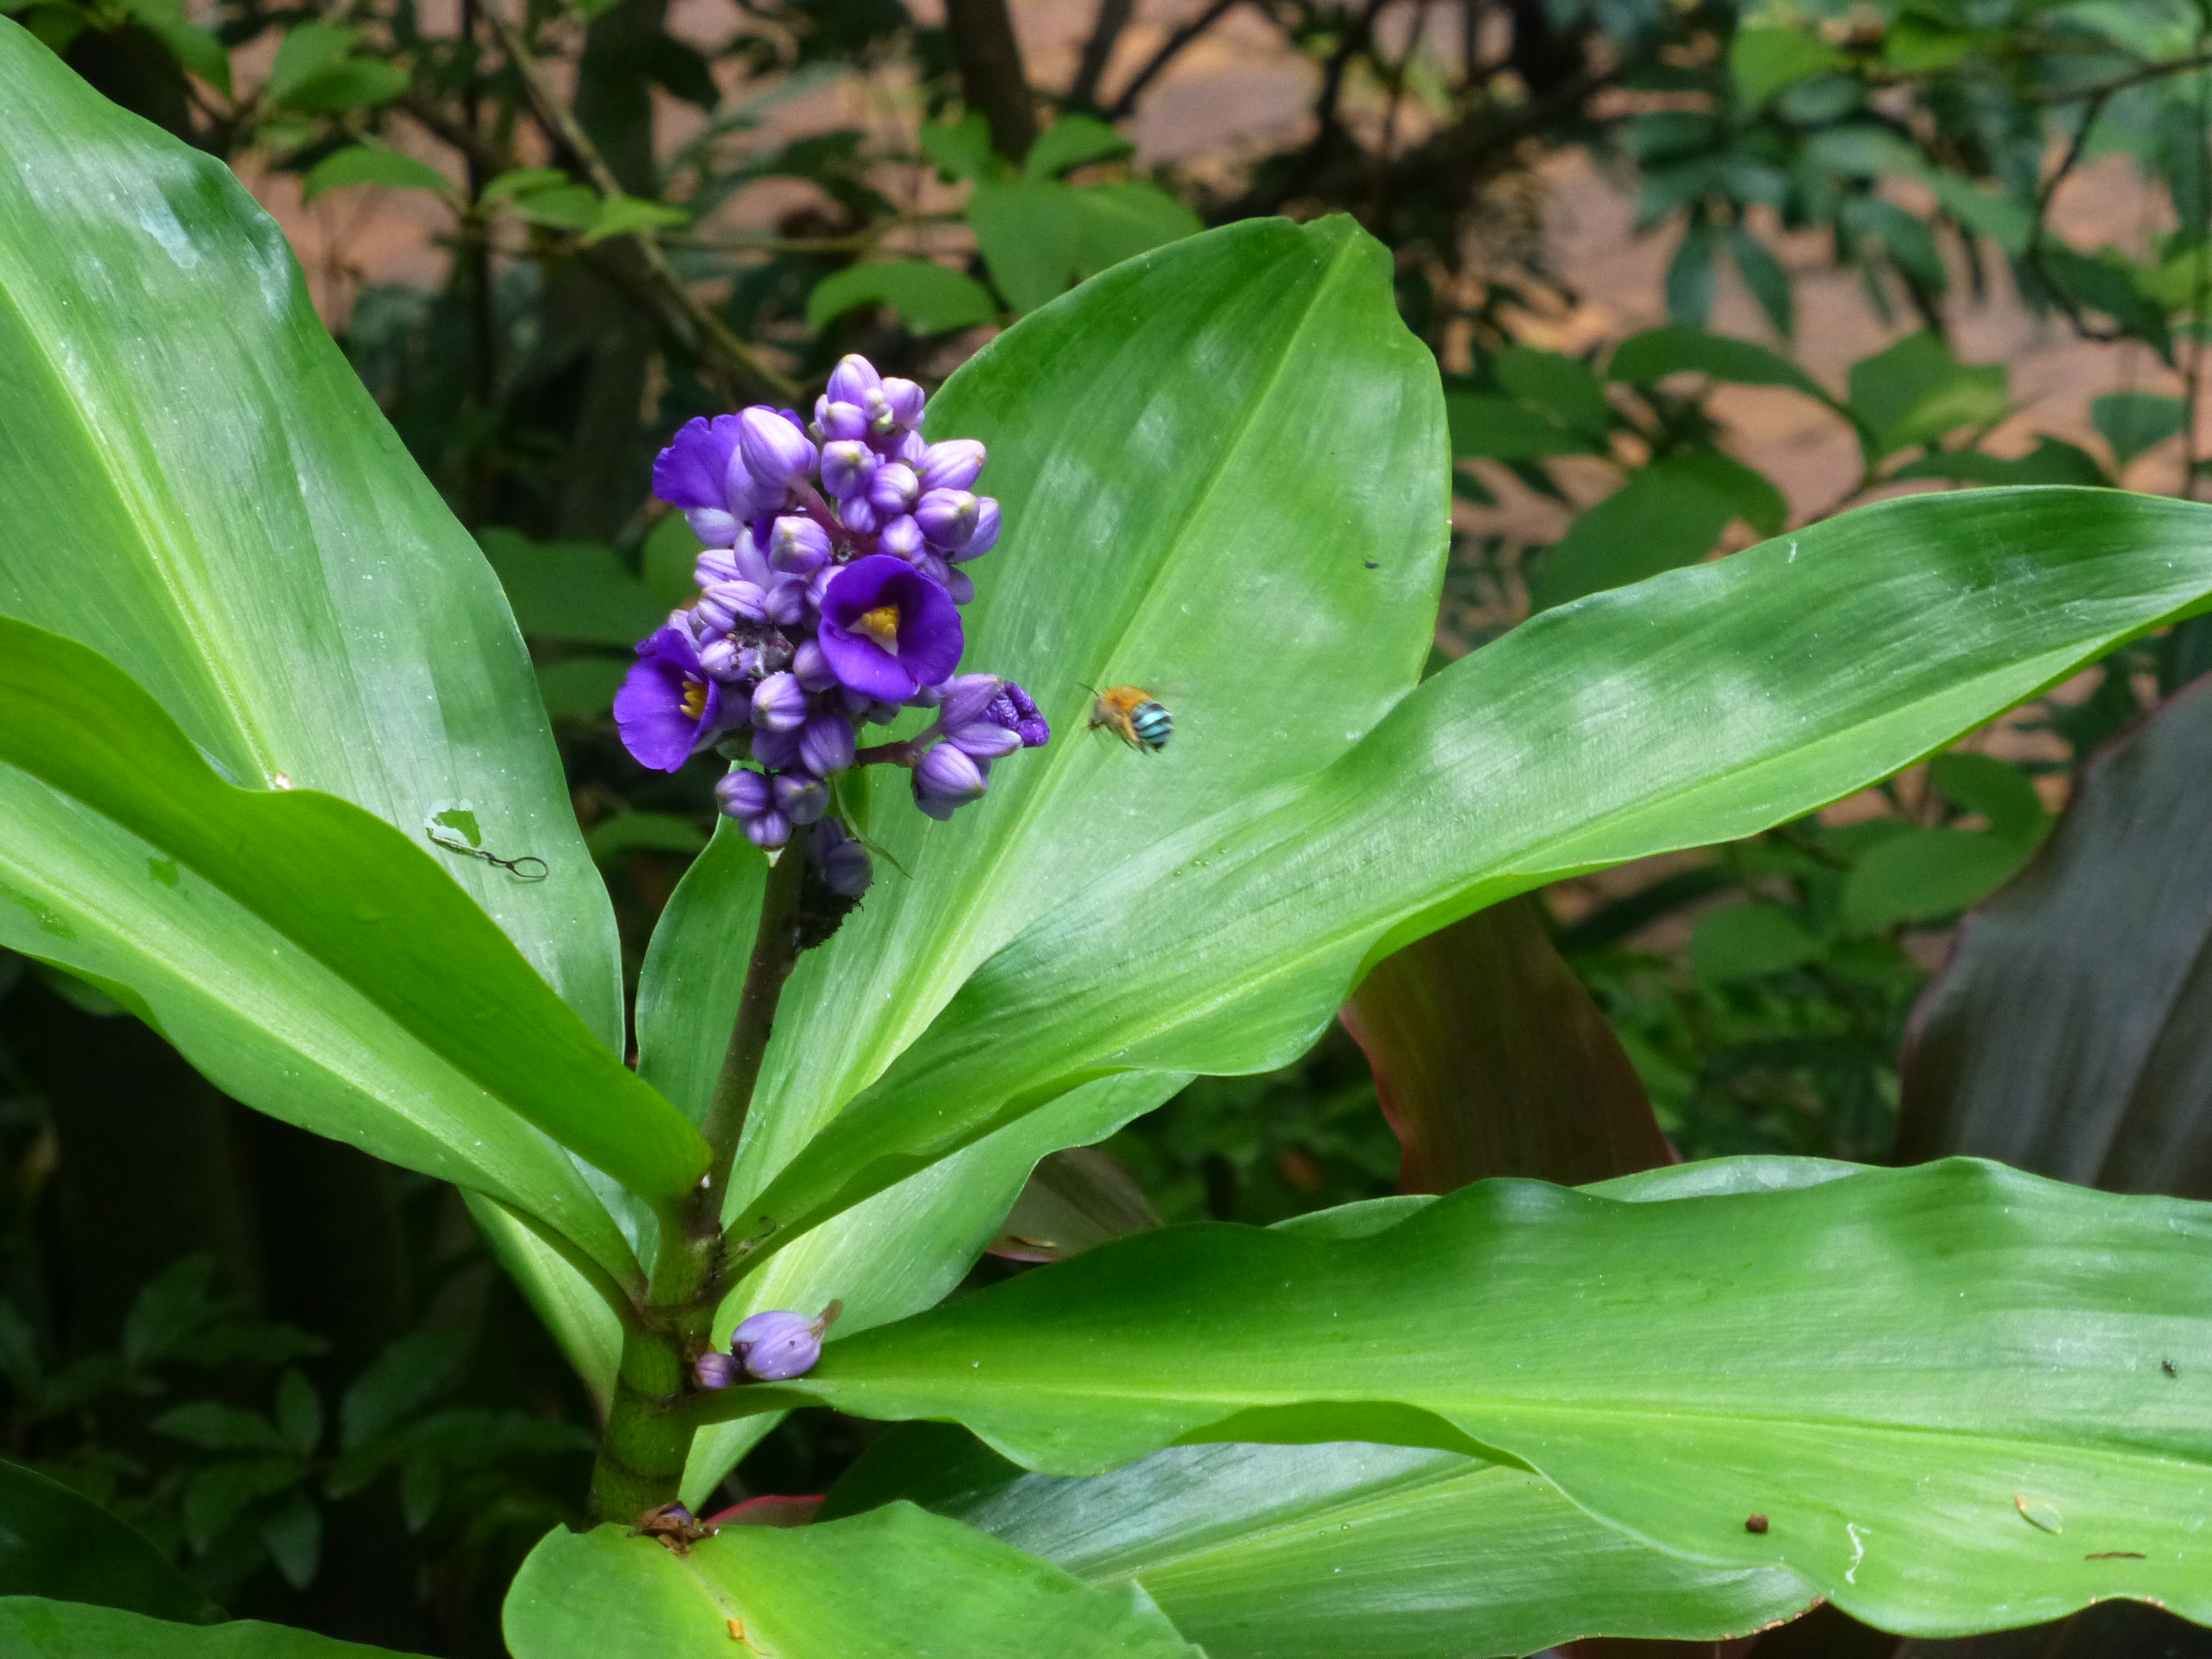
xmin=725 ymin=1160 xmax=2212 ymax=1636
xmin=0 ymin=1458 xmax=219 ymax=1623
xmin=1339 ymin=896 xmax=1675 ymax=1192
xmin=721 ymin=215 xmax=1447 ymax=1221
xmin=737 ymin=486 xmax=2212 ymax=1253
xmin=0 ymin=1599 xmax=417 ymax=1657
xmin=830 ymin=1428 xmax=1813 ymax=1659
xmin=0 ymin=620 xmax=703 ymax=1243
xmin=1897 ymin=675 xmax=2212 ymax=1194
xmin=501 ymin=1504 xmax=1201 ymax=1658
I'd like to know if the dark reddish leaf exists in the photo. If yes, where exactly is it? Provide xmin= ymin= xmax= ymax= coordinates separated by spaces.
xmin=1896 ymin=674 xmax=2212 ymax=1196
xmin=987 ymin=1147 xmax=1162 ymax=1262
xmin=1338 ymin=895 xmax=1676 ymax=1193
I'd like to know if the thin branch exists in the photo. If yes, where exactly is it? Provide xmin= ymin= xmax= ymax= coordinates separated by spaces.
xmin=1108 ymin=0 xmax=1246 ymax=119
xmin=483 ymin=3 xmax=799 ymax=400
xmin=1069 ymin=0 xmax=1136 ymax=109
xmin=945 ymin=0 xmax=1040 ymax=158
xmin=2025 ymin=48 xmax=2212 ymax=106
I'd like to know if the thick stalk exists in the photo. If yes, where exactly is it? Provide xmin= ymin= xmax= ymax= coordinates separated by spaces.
xmin=587 ymin=832 xmax=813 ymax=1520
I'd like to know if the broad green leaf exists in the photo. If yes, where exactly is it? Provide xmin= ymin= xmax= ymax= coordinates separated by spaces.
xmin=1926 ymin=750 xmax=2045 ymax=842
xmin=265 ymin=22 xmax=354 ymax=101
xmin=1606 ymin=324 xmax=1828 ymax=400
xmin=1529 ymin=450 xmax=1778 ymax=611
xmin=0 ymin=33 xmax=694 ymax=1338
xmin=300 ymin=147 xmax=453 ymax=204
xmin=1839 ymin=825 xmax=2031 ymax=931
xmin=969 ymin=179 xmax=1084 ymax=313
xmin=731 ymin=486 xmax=2212 ymax=1252
xmin=1338 ymin=898 xmax=1675 ymax=1191
xmin=1492 ymin=346 xmax=1611 ymax=438
xmin=1024 ymin=114 xmax=1135 ymax=179
xmin=479 ymin=529 xmax=666 ymax=646
xmin=805 ymin=260 xmax=1000 ymax=335
xmin=2093 ymin=391 xmax=2189 ymax=469
xmin=0 ymin=1459 xmax=220 ymax=1623
xmin=1730 ymin=27 xmax=1843 ymax=106
xmin=0 ymin=1598 xmax=416 ymax=1656
xmin=1069 ymin=182 xmax=1202 ymax=277
xmin=0 ymin=619 xmax=705 ymax=1230
xmin=1666 ymin=220 xmax=1719 ymax=327
xmin=1692 ymin=901 xmax=1823 ymax=983
xmin=1444 ymin=391 xmax=1599 ymax=458
xmin=1891 ymin=436 xmax=2109 ymax=488
xmin=1847 ymin=332 xmax=2008 ymax=460
xmin=719 ymin=216 xmax=1446 ymax=1226
xmin=1897 ymin=676 xmax=2212 ymax=1195
xmin=501 ymin=1505 xmax=1202 ymax=1658
xmin=480 ymin=167 xmax=569 ymax=205
xmin=726 ymin=1160 xmax=2212 ymax=1635
xmin=921 ymin=112 xmax=996 ymax=183
xmin=828 ymin=1427 xmax=1815 ymax=1658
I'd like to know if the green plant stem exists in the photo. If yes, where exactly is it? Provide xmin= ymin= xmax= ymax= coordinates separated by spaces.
xmin=587 ymin=833 xmax=812 ymax=1520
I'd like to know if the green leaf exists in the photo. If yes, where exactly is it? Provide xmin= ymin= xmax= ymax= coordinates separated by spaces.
xmin=118 ymin=0 xmax=228 ymax=93
xmin=1730 ymin=26 xmax=1843 ymax=106
xmin=729 ymin=1160 xmax=2212 ymax=1635
xmin=1443 ymin=391 xmax=1599 ymax=459
xmin=0 ymin=618 xmax=706 ymax=1224
xmin=1338 ymin=897 xmax=1675 ymax=1189
xmin=921 ymin=112 xmax=996 ymax=183
xmin=512 ymin=186 xmax=603 ymax=232
xmin=731 ymin=486 xmax=2212 ymax=1256
xmin=154 ymin=1402 xmax=289 ymax=1454
xmin=1840 ymin=826 xmax=2032 ymax=931
xmin=583 ymin=812 xmax=708 ymax=863
xmin=1692 ymin=901 xmax=1823 ymax=983
xmin=181 ymin=1458 xmax=302 ymax=1551
xmin=480 ymin=166 xmax=569 ymax=205
xmin=828 ymin=1427 xmax=1815 ymax=1659
xmin=276 ymin=60 xmax=410 ymax=116
xmin=478 ymin=529 xmax=666 ymax=646
xmin=1897 ymin=677 xmax=2212 ymax=1193
xmin=1727 ymin=225 xmax=1794 ymax=336
xmin=1926 ymin=751 xmax=2045 ymax=842
xmin=640 ymin=512 xmax=702 ymax=608
xmin=716 ymin=213 xmax=1445 ymax=1272
xmin=501 ymin=1506 xmax=1202 ymax=1658
xmin=257 ymin=1488 xmax=320 ymax=1589
xmin=1666 ymin=222 xmax=1719 ymax=327
xmin=274 ymin=1370 xmax=321 ymax=1458
xmin=1068 ymin=181 xmax=1202 ymax=277
xmin=0 ymin=30 xmax=667 ymax=1269
xmin=1606 ymin=324 xmax=1829 ymax=401
xmin=340 ymin=1330 xmax=464 ymax=1451
xmin=265 ymin=22 xmax=354 ymax=100
xmin=969 ymin=178 xmax=1084 ymax=313
xmin=1023 ymin=115 xmax=1135 ymax=179
xmin=806 ymin=260 xmax=999 ymax=335
xmin=0 ymin=1459 xmax=220 ymax=1623
xmin=0 ymin=1599 xmax=417 ymax=1656
xmin=581 ymin=194 xmax=688 ymax=244
xmin=1847 ymin=331 xmax=2008 ymax=461
xmin=1890 ymin=436 xmax=2110 ymax=488
xmin=1529 ymin=450 xmax=1781 ymax=611
xmin=533 ymin=657 xmax=628 ymax=721
xmin=1493 ymin=346 xmax=1611 ymax=438
xmin=2092 ymin=391 xmax=2189 ymax=469
xmin=300 ymin=147 xmax=452 ymax=204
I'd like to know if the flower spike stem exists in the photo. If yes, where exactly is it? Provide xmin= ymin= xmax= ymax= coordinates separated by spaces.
xmin=588 ymin=828 xmax=814 ymax=1522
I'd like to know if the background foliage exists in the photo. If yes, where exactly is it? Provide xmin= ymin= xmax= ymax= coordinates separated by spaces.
xmin=6 ymin=0 xmax=2212 ymax=1652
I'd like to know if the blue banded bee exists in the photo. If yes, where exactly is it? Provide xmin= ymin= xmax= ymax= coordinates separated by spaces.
xmin=1090 ymin=685 xmax=1173 ymax=753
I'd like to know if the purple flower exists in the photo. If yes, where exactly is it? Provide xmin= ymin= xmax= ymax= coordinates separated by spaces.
xmin=880 ymin=378 xmax=925 ymax=430
xmin=826 ymin=354 xmax=881 ymax=409
xmin=751 ymin=671 xmax=809 ymax=733
xmin=739 ymin=407 xmax=817 ymax=491
xmin=913 ymin=742 xmax=988 ymax=820
xmin=817 ymin=399 xmax=870 ymax=443
xmin=916 ymin=488 xmax=981 ymax=552
xmin=817 ymin=556 xmax=964 ymax=702
xmin=653 ymin=415 xmax=743 ymax=510
xmin=733 ymin=1307 xmax=835 ymax=1382
xmin=773 ymin=772 xmax=828 ymax=825
xmin=919 ymin=439 xmax=985 ymax=493
xmin=954 ymin=497 xmax=1002 ymax=563
xmin=811 ymin=817 xmax=873 ymax=897
xmin=868 ymin=461 xmax=919 ymax=518
xmin=615 ymin=626 xmax=728 ymax=772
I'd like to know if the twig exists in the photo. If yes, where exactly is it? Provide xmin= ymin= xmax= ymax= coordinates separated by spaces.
xmin=1108 ymin=0 xmax=1246 ymax=118
xmin=1069 ymin=0 xmax=1135 ymax=109
xmin=2183 ymin=41 xmax=2211 ymax=499
xmin=945 ymin=0 xmax=1039 ymax=158
xmin=483 ymin=4 xmax=799 ymax=400
xmin=2025 ymin=48 xmax=2212 ymax=106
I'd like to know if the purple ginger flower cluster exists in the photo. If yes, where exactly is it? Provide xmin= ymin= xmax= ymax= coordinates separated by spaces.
xmin=616 ymin=353 xmax=1048 ymax=884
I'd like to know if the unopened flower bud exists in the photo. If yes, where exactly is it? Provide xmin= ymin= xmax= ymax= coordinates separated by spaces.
xmin=799 ymin=709 xmax=857 ymax=776
xmin=880 ymin=378 xmax=925 ymax=430
xmin=867 ymin=461 xmax=919 ymax=518
xmin=916 ymin=488 xmax=980 ymax=552
xmin=686 ymin=507 xmax=741 ymax=547
xmin=826 ymin=354 xmax=881 ymax=409
xmin=764 ymin=576 xmax=809 ymax=626
xmin=751 ymin=672 xmax=809 ymax=733
xmin=695 ymin=1351 xmax=740 ymax=1389
xmin=769 ymin=517 xmax=830 ymax=575
xmin=913 ymin=741 xmax=988 ymax=819
xmin=738 ymin=406 xmax=817 ymax=489
xmin=817 ymin=400 xmax=870 ymax=443
xmin=697 ymin=581 xmax=770 ymax=636
xmin=953 ymin=497 xmax=1001 ymax=563
xmin=820 ymin=440 xmax=877 ymax=502
xmin=773 ymin=771 xmax=828 ymax=825
xmin=840 ymin=496 xmax=881 ymax=534
xmin=791 ymin=638 xmax=839 ymax=692
xmin=918 ymin=439 xmax=985 ymax=493
xmin=733 ymin=1306 xmax=837 ymax=1382
xmin=715 ymin=768 xmax=769 ymax=819
xmin=811 ymin=817 xmax=873 ymax=897
xmin=878 ymin=514 xmax=925 ymax=563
